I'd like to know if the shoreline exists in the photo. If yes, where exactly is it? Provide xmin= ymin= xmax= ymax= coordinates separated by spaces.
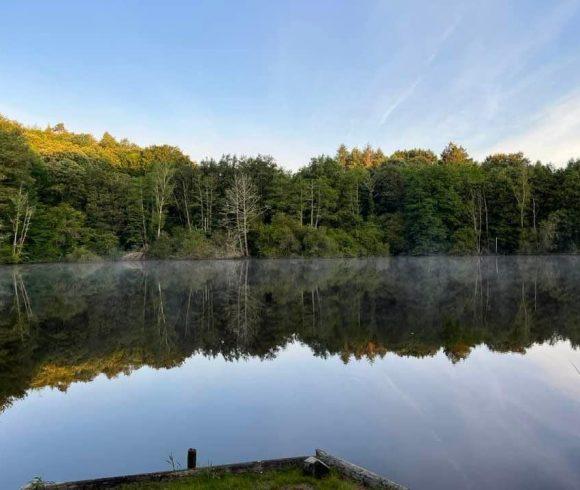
xmin=1 ymin=252 xmax=578 ymax=269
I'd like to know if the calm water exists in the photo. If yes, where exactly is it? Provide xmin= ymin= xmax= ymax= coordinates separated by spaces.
xmin=0 ymin=257 xmax=579 ymax=489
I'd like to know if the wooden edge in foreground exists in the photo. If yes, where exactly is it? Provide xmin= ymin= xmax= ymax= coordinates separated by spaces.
xmin=316 ymin=449 xmax=408 ymax=490
xmin=31 ymin=449 xmax=408 ymax=490
xmin=36 ymin=456 xmax=308 ymax=489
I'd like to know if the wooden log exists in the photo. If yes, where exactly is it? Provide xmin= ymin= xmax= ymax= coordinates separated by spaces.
xmin=187 ymin=448 xmax=197 ymax=469
xmin=315 ymin=449 xmax=408 ymax=490
xmin=302 ymin=456 xmax=330 ymax=479
xmin=36 ymin=456 xmax=309 ymax=490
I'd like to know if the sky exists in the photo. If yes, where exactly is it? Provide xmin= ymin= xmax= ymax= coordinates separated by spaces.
xmin=1 ymin=0 xmax=580 ymax=170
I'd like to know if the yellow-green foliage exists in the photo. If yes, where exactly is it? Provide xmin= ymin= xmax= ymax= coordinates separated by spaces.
xmin=24 ymin=124 xmax=143 ymax=169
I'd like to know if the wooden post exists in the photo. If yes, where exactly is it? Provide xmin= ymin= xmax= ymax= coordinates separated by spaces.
xmin=187 ymin=448 xmax=197 ymax=469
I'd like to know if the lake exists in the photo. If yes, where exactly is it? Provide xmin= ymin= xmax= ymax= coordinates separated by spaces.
xmin=0 ymin=257 xmax=579 ymax=489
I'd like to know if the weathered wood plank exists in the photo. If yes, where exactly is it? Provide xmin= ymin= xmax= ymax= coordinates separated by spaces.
xmin=302 ymin=456 xmax=330 ymax=479
xmin=31 ymin=450 xmax=408 ymax=489
xmin=315 ymin=449 xmax=408 ymax=489
xmin=36 ymin=456 xmax=308 ymax=490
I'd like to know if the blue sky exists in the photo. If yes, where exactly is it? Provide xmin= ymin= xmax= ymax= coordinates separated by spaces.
xmin=1 ymin=0 xmax=580 ymax=169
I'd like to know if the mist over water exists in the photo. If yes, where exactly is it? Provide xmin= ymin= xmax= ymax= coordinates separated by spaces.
xmin=0 ymin=257 xmax=579 ymax=489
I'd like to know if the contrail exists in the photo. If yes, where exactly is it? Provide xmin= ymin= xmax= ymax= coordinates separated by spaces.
xmin=379 ymin=14 xmax=462 ymax=126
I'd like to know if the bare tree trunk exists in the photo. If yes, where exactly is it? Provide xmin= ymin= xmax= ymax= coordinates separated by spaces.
xmin=532 ymin=196 xmax=537 ymax=233
xmin=520 ymin=176 xmax=526 ymax=229
xmin=196 ymin=178 xmax=216 ymax=233
xmin=299 ymin=186 xmax=304 ymax=224
xmin=139 ymin=185 xmax=148 ymax=247
xmin=352 ymin=183 xmax=359 ymax=220
xmin=242 ymin=183 xmax=247 ymax=256
xmin=309 ymin=182 xmax=314 ymax=228
xmin=469 ymin=189 xmax=482 ymax=255
xmin=11 ymin=185 xmax=34 ymax=261
xmin=207 ymin=186 xmax=213 ymax=233
xmin=152 ymin=164 xmax=175 ymax=239
xmin=223 ymin=173 xmax=262 ymax=257
xmin=315 ymin=189 xmax=321 ymax=228
xmin=196 ymin=180 xmax=205 ymax=231
xmin=182 ymin=180 xmax=191 ymax=230
xmin=483 ymin=191 xmax=489 ymax=252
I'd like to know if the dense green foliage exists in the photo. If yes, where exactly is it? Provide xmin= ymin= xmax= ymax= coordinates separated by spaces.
xmin=0 ymin=116 xmax=578 ymax=262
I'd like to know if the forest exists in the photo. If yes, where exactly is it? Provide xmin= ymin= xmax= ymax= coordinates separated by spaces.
xmin=0 ymin=115 xmax=578 ymax=263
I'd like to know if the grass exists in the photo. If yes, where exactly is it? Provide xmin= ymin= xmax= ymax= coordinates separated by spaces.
xmin=119 ymin=467 xmax=362 ymax=489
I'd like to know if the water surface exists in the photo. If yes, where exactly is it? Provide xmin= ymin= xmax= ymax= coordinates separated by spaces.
xmin=0 ymin=257 xmax=579 ymax=489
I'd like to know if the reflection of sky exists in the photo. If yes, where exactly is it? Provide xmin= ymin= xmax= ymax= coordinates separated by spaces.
xmin=526 ymin=342 xmax=580 ymax=399
xmin=1 ymin=342 xmax=579 ymax=490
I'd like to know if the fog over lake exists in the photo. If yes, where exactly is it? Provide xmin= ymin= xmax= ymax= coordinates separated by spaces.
xmin=0 ymin=257 xmax=579 ymax=489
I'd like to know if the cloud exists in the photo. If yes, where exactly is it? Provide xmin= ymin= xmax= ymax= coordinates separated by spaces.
xmin=426 ymin=14 xmax=462 ymax=65
xmin=488 ymin=90 xmax=580 ymax=165
xmin=379 ymin=14 xmax=461 ymax=126
xmin=379 ymin=76 xmax=423 ymax=126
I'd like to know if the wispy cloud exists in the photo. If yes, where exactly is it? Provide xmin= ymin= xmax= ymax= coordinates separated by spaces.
xmin=379 ymin=14 xmax=462 ymax=126
xmin=379 ymin=76 xmax=423 ymax=125
xmin=488 ymin=89 xmax=580 ymax=165
xmin=426 ymin=14 xmax=463 ymax=65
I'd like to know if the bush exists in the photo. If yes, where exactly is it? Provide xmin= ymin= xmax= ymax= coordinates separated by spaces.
xmin=255 ymin=214 xmax=390 ymax=258
xmin=450 ymin=227 xmax=477 ymax=254
xmin=210 ymin=230 xmax=243 ymax=258
xmin=172 ymin=229 xmax=215 ymax=259
xmin=0 ymin=244 xmax=18 ymax=263
xmin=147 ymin=233 xmax=174 ymax=259
xmin=27 ymin=203 xmax=92 ymax=261
xmin=352 ymin=223 xmax=389 ymax=256
xmin=147 ymin=229 xmax=236 ymax=259
xmin=326 ymin=228 xmax=360 ymax=256
xmin=255 ymin=214 xmax=302 ymax=257
xmin=88 ymin=230 xmax=119 ymax=257
xmin=65 ymin=247 xmax=102 ymax=262
xmin=302 ymin=227 xmax=340 ymax=257
xmin=378 ymin=213 xmax=405 ymax=254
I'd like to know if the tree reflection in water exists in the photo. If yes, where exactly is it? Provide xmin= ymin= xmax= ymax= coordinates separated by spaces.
xmin=0 ymin=257 xmax=578 ymax=411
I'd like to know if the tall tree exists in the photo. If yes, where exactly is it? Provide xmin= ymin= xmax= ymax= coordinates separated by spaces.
xmin=440 ymin=142 xmax=472 ymax=165
xmin=150 ymin=163 xmax=175 ymax=239
xmin=223 ymin=173 xmax=261 ymax=257
xmin=9 ymin=185 xmax=34 ymax=261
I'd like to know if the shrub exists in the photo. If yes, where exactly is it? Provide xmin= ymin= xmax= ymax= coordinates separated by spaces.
xmin=352 ymin=223 xmax=389 ymax=256
xmin=147 ymin=229 xmax=238 ymax=259
xmin=302 ymin=227 xmax=340 ymax=257
xmin=326 ymin=228 xmax=360 ymax=256
xmin=65 ymin=247 xmax=102 ymax=262
xmin=255 ymin=214 xmax=302 ymax=257
xmin=147 ymin=232 xmax=174 ymax=259
xmin=88 ymin=230 xmax=119 ymax=257
xmin=173 ymin=229 xmax=215 ymax=259
xmin=450 ymin=227 xmax=477 ymax=255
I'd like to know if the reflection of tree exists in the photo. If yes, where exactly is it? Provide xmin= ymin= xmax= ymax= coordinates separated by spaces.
xmin=442 ymin=320 xmax=474 ymax=364
xmin=11 ymin=269 xmax=33 ymax=339
xmin=226 ymin=261 xmax=260 ymax=346
xmin=0 ymin=257 xmax=578 ymax=409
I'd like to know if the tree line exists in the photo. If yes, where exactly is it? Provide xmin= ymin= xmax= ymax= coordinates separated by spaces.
xmin=0 ymin=115 xmax=578 ymax=263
